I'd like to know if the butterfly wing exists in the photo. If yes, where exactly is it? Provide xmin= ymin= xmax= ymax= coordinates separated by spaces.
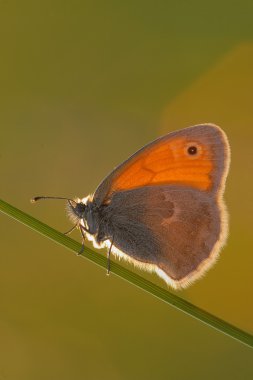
xmin=93 ymin=124 xmax=230 ymax=206
xmin=103 ymin=185 xmax=224 ymax=289
xmin=93 ymin=124 xmax=230 ymax=288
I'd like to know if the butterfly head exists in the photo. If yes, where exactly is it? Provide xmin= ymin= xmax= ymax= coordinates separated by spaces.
xmin=66 ymin=198 xmax=87 ymax=224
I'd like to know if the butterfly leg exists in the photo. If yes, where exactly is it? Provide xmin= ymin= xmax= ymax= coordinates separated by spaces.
xmin=78 ymin=224 xmax=89 ymax=255
xmin=63 ymin=224 xmax=77 ymax=236
xmin=107 ymin=236 xmax=114 ymax=276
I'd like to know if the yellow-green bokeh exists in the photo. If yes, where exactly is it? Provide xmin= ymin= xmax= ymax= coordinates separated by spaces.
xmin=0 ymin=1 xmax=253 ymax=379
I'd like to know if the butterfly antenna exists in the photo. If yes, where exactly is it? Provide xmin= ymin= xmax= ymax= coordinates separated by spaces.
xmin=31 ymin=196 xmax=77 ymax=204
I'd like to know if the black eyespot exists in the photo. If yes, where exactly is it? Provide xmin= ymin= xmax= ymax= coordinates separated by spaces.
xmin=187 ymin=146 xmax=197 ymax=155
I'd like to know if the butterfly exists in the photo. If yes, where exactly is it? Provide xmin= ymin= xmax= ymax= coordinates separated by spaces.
xmin=32 ymin=124 xmax=230 ymax=289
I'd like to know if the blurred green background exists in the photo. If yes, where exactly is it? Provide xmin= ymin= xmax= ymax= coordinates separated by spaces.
xmin=0 ymin=1 xmax=253 ymax=379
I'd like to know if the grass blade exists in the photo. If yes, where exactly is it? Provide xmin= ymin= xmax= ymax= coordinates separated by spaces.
xmin=0 ymin=198 xmax=252 ymax=348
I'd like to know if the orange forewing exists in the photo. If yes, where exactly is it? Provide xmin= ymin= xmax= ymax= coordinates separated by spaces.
xmin=105 ymin=137 xmax=213 ymax=199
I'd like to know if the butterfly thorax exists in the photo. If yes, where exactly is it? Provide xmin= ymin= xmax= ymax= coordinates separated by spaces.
xmin=83 ymin=200 xmax=100 ymax=235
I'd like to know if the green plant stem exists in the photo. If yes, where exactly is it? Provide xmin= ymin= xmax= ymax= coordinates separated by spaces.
xmin=0 ymin=198 xmax=252 ymax=348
